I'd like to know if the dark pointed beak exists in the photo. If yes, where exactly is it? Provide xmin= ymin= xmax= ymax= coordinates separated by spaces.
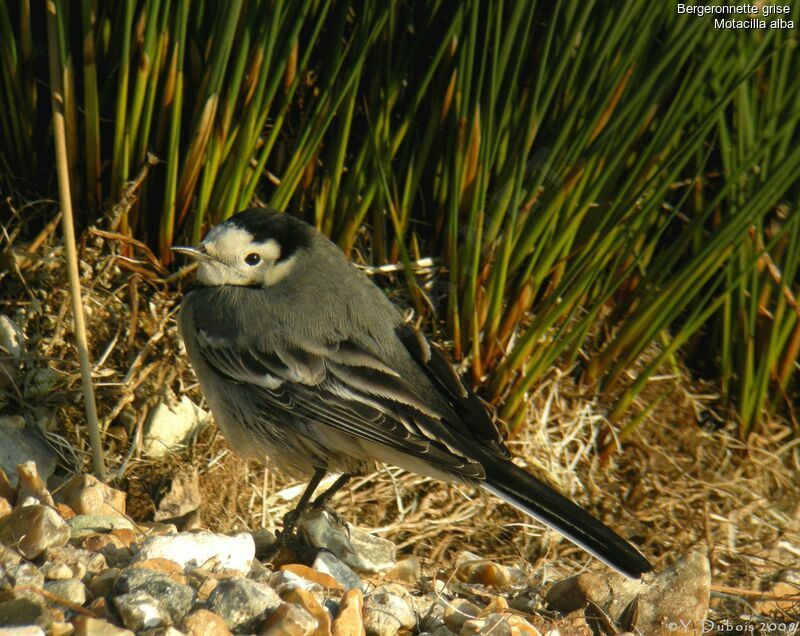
xmin=171 ymin=245 xmax=210 ymax=261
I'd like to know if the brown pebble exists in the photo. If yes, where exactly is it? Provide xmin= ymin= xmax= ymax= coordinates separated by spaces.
xmin=456 ymin=560 xmax=512 ymax=588
xmin=56 ymin=503 xmax=76 ymax=520
xmin=0 ymin=467 xmax=14 ymax=501
xmin=332 ymin=588 xmax=365 ymax=636
xmin=0 ymin=496 xmax=12 ymax=520
xmin=284 ymin=587 xmax=332 ymax=636
xmin=110 ymin=528 xmax=138 ymax=548
xmin=50 ymin=621 xmax=74 ymax=636
xmin=73 ymin=615 xmax=134 ymax=636
xmin=16 ymin=460 xmax=54 ymax=506
xmin=384 ymin=556 xmax=420 ymax=583
xmin=281 ymin=563 xmax=342 ymax=591
xmin=136 ymin=558 xmax=187 ymax=584
xmin=0 ymin=503 xmax=70 ymax=559
xmin=260 ymin=602 xmax=317 ymax=635
xmin=182 ymin=608 xmax=232 ymax=636
xmin=86 ymin=597 xmax=117 ymax=623
xmin=56 ymin=474 xmax=126 ymax=518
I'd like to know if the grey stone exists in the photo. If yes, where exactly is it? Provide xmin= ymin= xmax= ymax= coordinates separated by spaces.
xmin=206 ymin=578 xmax=281 ymax=632
xmin=312 ymin=551 xmax=362 ymax=591
xmin=6 ymin=564 xmax=45 ymax=590
xmin=114 ymin=567 xmax=195 ymax=624
xmin=299 ymin=510 xmax=396 ymax=574
xmin=44 ymin=578 xmax=88 ymax=606
xmin=40 ymin=562 xmax=73 ymax=580
xmin=634 ymin=551 xmax=711 ymax=634
xmin=0 ymin=545 xmax=22 ymax=568
xmin=67 ymin=514 xmax=136 ymax=539
xmin=113 ymin=590 xmax=172 ymax=631
xmin=0 ymin=423 xmax=56 ymax=491
xmin=0 ymin=596 xmax=51 ymax=630
xmin=45 ymin=546 xmax=107 ymax=580
xmin=363 ymin=584 xmax=416 ymax=636
xmin=442 ymin=597 xmax=481 ymax=632
xmin=0 ymin=504 xmax=69 ymax=559
xmin=86 ymin=568 xmax=121 ymax=599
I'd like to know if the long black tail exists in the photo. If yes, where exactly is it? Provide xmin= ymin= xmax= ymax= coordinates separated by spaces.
xmin=481 ymin=455 xmax=652 ymax=578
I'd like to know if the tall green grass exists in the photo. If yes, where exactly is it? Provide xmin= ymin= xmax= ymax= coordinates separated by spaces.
xmin=1 ymin=1 xmax=798 ymax=439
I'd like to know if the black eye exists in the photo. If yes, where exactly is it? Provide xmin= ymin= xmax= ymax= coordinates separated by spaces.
xmin=244 ymin=253 xmax=261 ymax=266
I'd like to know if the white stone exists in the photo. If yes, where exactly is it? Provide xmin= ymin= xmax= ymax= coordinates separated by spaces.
xmin=131 ymin=531 xmax=254 ymax=574
xmin=0 ymin=315 xmax=24 ymax=358
xmin=143 ymin=393 xmax=211 ymax=457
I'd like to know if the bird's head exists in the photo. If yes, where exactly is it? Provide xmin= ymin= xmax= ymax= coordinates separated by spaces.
xmin=172 ymin=208 xmax=311 ymax=287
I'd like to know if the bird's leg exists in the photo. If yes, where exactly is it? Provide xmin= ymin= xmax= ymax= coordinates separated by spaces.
xmin=310 ymin=473 xmax=351 ymax=510
xmin=281 ymin=467 xmax=327 ymax=536
xmin=309 ymin=473 xmax=351 ymax=533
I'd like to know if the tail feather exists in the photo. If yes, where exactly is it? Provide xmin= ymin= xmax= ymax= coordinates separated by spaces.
xmin=481 ymin=455 xmax=652 ymax=578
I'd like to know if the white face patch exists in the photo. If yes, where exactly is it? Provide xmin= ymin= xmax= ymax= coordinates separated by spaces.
xmin=195 ymin=223 xmax=289 ymax=287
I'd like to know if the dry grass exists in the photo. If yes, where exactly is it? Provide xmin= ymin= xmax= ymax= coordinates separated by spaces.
xmin=2 ymin=203 xmax=799 ymax=618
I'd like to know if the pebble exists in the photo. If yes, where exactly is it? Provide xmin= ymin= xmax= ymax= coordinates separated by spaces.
xmin=0 ymin=496 xmax=12 ymax=520
xmin=456 ymin=559 xmax=517 ymax=588
xmin=299 ymin=511 xmax=396 ymax=574
xmin=332 ymin=588 xmax=366 ymax=636
xmin=113 ymin=590 xmax=172 ymax=631
xmin=0 ymin=597 xmax=52 ymax=630
xmin=86 ymin=568 xmax=121 ymax=598
xmin=635 ymin=551 xmax=711 ymax=634
xmin=283 ymin=588 xmax=332 ymax=636
xmin=6 ymin=563 xmax=46 ymax=589
xmin=72 ymin=616 xmax=134 ymax=636
xmin=363 ymin=584 xmax=416 ymax=636
xmin=44 ymin=578 xmax=88 ymax=606
xmin=313 ymin=552 xmax=362 ymax=591
xmin=0 ymin=543 xmax=22 ymax=568
xmin=131 ymin=531 xmax=255 ymax=574
xmin=442 ymin=598 xmax=481 ymax=632
xmin=136 ymin=557 xmax=188 ymax=584
xmin=181 ymin=608 xmax=232 ymax=636
xmin=45 ymin=546 xmax=107 ymax=579
xmin=114 ymin=567 xmax=195 ymax=624
xmin=0 ymin=628 xmax=45 ymax=636
xmin=16 ymin=461 xmax=54 ymax=507
xmin=41 ymin=562 xmax=74 ymax=580
xmin=545 ymin=570 xmax=642 ymax=616
xmin=269 ymin=569 xmax=324 ymax=599
xmin=0 ymin=314 xmax=24 ymax=357
xmin=206 ymin=578 xmax=282 ymax=632
xmin=260 ymin=602 xmax=318 ymax=636
xmin=67 ymin=515 xmax=136 ymax=539
xmin=385 ymin=556 xmax=420 ymax=583
xmin=143 ymin=394 xmax=211 ymax=458
xmin=0 ymin=504 xmax=70 ymax=559
xmin=0 ymin=420 xmax=56 ymax=489
xmin=56 ymin=474 xmax=126 ymax=518
xmin=280 ymin=563 xmax=342 ymax=591
xmin=461 ymin=613 xmax=540 ymax=634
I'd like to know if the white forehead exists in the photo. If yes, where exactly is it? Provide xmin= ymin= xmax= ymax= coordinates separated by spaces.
xmin=204 ymin=223 xmax=281 ymax=260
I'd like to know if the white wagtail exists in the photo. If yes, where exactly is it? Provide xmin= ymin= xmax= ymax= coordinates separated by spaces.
xmin=173 ymin=208 xmax=651 ymax=578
